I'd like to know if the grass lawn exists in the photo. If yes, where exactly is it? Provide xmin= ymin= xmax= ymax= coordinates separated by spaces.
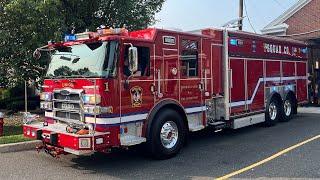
xmin=0 ymin=125 xmax=31 ymax=145
xmin=0 ymin=134 xmax=31 ymax=145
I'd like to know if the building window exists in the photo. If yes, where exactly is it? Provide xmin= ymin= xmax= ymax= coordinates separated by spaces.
xmin=124 ymin=46 xmax=150 ymax=77
xmin=181 ymin=50 xmax=198 ymax=77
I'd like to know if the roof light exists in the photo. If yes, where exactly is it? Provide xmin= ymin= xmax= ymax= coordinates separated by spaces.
xmin=76 ymin=32 xmax=95 ymax=41
xmin=302 ymin=48 xmax=308 ymax=54
xmin=97 ymin=27 xmax=128 ymax=36
xmin=64 ymin=34 xmax=77 ymax=42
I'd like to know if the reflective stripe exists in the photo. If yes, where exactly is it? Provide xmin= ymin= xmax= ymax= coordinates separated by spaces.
xmin=86 ymin=116 xmax=121 ymax=124
xmin=121 ymin=113 xmax=148 ymax=123
xmin=185 ymin=106 xmax=207 ymax=113
xmin=85 ymin=106 xmax=206 ymax=125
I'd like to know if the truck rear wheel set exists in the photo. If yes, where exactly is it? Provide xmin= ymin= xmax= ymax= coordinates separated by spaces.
xmin=265 ymin=94 xmax=296 ymax=127
xmin=281 ymin=94 xmax=296 ymax=122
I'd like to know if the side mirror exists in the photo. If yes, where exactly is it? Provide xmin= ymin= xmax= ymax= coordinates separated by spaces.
xmin=33 ymin=49 xmax=41 ymax=60
xmin=128 ymin=47 xmax=138 ymax=74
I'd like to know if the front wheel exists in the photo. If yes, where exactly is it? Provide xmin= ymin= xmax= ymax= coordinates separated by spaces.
xmin=148 ymin=109 xmax=186 ymax=159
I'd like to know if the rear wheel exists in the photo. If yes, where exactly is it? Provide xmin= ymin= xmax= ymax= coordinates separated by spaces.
xmin=265 ymin=97 xmax=282 ymax=126
xmin=148 ymin=109 xmax=186 ymax=159
xmin=280 ymin=95 xmax=295 ymax=122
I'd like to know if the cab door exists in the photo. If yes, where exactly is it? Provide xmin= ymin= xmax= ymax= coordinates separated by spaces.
xmin=120 ymin=42 xmax=154 ymax=122
xmin=154 ymin=49 xmax=179 ymax=101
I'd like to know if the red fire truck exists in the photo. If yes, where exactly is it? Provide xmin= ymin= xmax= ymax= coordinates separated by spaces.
xmin=24 ymin=27 xmax=308 ymax=159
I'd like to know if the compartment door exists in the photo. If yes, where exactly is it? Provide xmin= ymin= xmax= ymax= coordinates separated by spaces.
xmin=229 ymin=58 xmax=246 ymax=115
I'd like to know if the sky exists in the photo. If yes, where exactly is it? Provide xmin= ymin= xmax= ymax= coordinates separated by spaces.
xmin=154 ymin=0 xmax=299 ymax=33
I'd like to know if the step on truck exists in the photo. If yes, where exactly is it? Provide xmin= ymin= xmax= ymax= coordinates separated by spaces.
xmin=24 ymin=27 xmax=308 ymax=159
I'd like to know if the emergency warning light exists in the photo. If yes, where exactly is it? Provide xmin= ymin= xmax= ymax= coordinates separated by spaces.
xmin=64 ymin=34 xmax=77 ymax=42
xmin=302 ymin=48 xmax=308 ymax=54
xmin=97 ymin=27 xmax=128 ymax=36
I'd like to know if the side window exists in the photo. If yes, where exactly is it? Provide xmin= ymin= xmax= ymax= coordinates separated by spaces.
xmin=180 ymin=39 xmax=198 ymax=77
xmin=181 ymin=50 xmax=198 ymax=77
xmin=103 ymin=41 xmax=119 ymax=77
xmin=124 ymin=46 xmax=150 ymax=77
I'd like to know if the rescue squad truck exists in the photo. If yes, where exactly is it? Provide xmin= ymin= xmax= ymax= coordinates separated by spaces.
xmin=24 ymin=27 xmax=308 ymax=159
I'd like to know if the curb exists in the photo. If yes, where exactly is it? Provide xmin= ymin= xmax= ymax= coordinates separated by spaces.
xmin=298 ymin=107 xmax=320 ymax=114
xmin=0 ymin=140 xmax=42 ymax=153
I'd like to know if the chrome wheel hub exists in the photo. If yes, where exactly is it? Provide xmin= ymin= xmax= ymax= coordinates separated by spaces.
xmin=160 ymin=121 xmax=179 ymax=149
xmin=269 ymin=102 xmax=277 ymax=120
xmin=284 ymin=100 xmax=292 ymax=116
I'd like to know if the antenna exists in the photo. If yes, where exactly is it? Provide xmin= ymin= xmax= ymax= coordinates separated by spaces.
xmin=222 ymin=16 xmax=246 ymax=29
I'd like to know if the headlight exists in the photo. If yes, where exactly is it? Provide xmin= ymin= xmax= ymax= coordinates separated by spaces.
xmin=79 ymin=138 xmax=91 ymax=149
xmin=83 ymin=106 xmax=113 ymax=115
xmin=83 ymin=106 xmax=101 ymax=115
xmin=82 ymin=95 xmax=101 ymax=104
xmin=40 ymin=101 xmax=53 ymax=110
xmin=40 ymin=92 xmax=52 ymax=101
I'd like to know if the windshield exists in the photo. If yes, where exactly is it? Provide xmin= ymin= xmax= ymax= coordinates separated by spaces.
xmin=46 ymin=41 xmax=119 ymax=78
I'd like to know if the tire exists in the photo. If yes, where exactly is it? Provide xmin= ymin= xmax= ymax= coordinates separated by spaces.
xmin=148 ymin=109 xmax=186 ymax=159
xmin=280 ymin=95 xmax=295 ymax=122
xmin=264 ymin=97 xmax=282 ymax=126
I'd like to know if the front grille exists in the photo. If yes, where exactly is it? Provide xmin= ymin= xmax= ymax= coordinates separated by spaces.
xmin=54 ymin=93 xmax=81 ymax=101
xmin=54 ymin=102 xmax=81 ymax=110
xmin=56 ymin=111 xmax=81 ymax=121
xmin=53 ymin=89 xmax=83 ymax=123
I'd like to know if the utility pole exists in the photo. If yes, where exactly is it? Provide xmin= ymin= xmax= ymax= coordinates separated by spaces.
xmin=25 ymin=81 xmax=28 ymax=113
xmin=239 ymin=0 xmax=244 ymax=30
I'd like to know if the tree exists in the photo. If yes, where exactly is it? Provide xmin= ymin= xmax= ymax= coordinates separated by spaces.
xmin=0 ymin=0 xmax=165 ymax=87
xmin=0 ymin=0 xmax=64 ymax=87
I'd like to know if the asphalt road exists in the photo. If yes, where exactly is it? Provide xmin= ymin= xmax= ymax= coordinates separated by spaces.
xmin=0 ymin=112 xmax=320 ymax=180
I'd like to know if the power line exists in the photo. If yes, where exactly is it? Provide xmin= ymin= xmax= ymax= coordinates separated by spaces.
xmin=243 ymin=0 xmax=256 ymax=33
xmin=272 ymin=0 xmax=286 ymax=9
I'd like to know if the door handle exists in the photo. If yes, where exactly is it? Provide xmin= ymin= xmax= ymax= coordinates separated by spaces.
xmin=157 ymin=69 xmax=163 ymax=98
xmin=198 ymin=82 xmax=204 ymax=91
xmin=229 ymin=69 xmax=233 ymax=88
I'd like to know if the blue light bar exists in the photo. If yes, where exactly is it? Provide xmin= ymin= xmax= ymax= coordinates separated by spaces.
xmin=302 ymin=48 xmax=308 ymax=54
xmin=64 ymin=34 xmax=77 ymax=42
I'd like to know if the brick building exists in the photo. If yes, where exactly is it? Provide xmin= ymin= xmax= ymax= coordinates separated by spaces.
xmin=261 ymin=0 xmax=320 ymax=103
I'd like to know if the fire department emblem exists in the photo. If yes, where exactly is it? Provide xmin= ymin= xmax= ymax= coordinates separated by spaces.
xmin=130 ymin=86 xmax=143 ymax=107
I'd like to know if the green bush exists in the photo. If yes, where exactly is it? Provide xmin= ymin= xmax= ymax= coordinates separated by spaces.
xmin=0 ymin=96 xmax=40 ymax=112
xmin=0 ymin=89 xmax=10 ymax=100
xmin=8 ymin=84 xmax=33 ymax=97
xmin=0 ymin=83 xmax=38 ymax=110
